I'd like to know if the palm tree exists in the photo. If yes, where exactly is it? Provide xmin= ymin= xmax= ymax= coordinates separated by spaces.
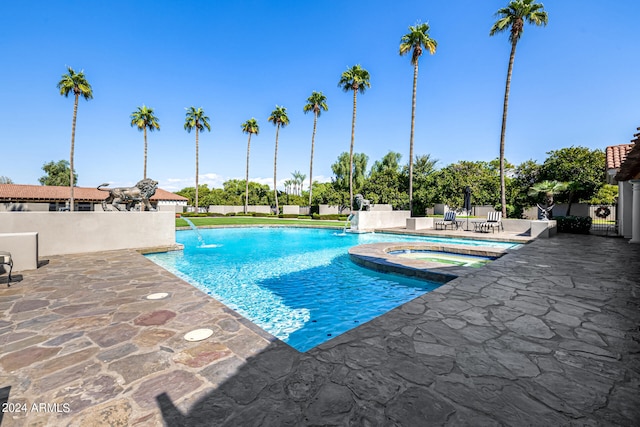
xmin=130 ymin=105 xmax=160 ymax=179
xmin=338 ymin=65 xmax=371 ymax=211
xmin=303 ymin=91 xmax=328 ymax=206
xmin=400 ymin=23 xmax=437 ymax=215
xmin=291 ymin=171 xmax=306 ymax=196
xmin=490 ymin=0 xmax=548 ymax=217
xmin=268 ymin=105 xmax=289 ymax=214
xmin=57 ymin=66 xmax=93 ymax=211
xmin=184 ymin=107 xmax=211 ymax=211
xmin=528 ymin=180 xmax=567 ymax=219
xmin=241 ymin=118 xmax=259 ymax=214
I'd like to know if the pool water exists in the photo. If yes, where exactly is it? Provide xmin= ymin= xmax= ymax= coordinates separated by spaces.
xmin=389 ymin=249 xmax=495 ymax=268
xmin=146 ymin=228 xmax=517 ymax=352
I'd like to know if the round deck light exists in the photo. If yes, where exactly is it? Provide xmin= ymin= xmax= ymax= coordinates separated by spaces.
xmin=184 ymin=328 xmax=213 ymax=342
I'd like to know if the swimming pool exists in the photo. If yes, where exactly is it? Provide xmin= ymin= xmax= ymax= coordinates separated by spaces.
xmin=146 ymin=227 xmax=517 ymax=352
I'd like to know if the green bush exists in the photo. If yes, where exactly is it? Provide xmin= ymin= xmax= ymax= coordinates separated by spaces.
xmin=279 ymin=214 xmax=299 ymax=219
xmin=182 ymin=212 xmax=209 ymax=217
xmin=298 ymin=215 xmax=312 ymax=219
xmin=225 ymin=212 xmax=236 ymax=216
xmin=312 ymin=214 xmax=350 ymax=221
xmin=555 ymin=216 xmax=592 ymax=234
xmin=312 ymin=213 xmax=320 ymax=220
xmin=252 ymin=212 xmax=274 ymax=217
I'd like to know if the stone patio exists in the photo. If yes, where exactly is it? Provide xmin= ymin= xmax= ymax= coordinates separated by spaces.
xmin=1 ymin=233 xmax=639 ymax=425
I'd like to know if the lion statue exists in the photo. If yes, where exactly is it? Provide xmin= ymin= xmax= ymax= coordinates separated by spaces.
xmin=98 ymin=178 xmax=158 ymax=211
xmin=354 ymin=194 xmax=371 ymax=211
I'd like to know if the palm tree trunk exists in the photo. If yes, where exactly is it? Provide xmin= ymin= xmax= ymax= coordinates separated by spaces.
xmin=274 ymin=124 xmax=280 ymax=214
xmin=349 ymin=89 xmax=357 ymax=211
xmin=499 ymin=40 xmax=518 ymax=218
xmin=143 ymin=126 xmax=148 ymax=179
xmin=309 ymin=112 xmax=318 ymax=206
xmin=195 ymin=127 xmax=199 ymax=211
xmin=69 ymin=93 xmax=79 ymax=212
xmin=245 ymin=134 xmax=251 ymax=214
xmin=409 ymin=61 xmax=419 ymax=215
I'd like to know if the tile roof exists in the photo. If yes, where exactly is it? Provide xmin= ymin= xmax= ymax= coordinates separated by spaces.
xmin=606 ymin=143 xmax=634 ymax=170
xmin=0 ymin=184 xmax=188 ymax=202
xmin=615 ymin=128 xmax=640 ymax=181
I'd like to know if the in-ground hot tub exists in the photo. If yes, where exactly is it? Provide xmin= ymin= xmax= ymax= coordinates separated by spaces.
xmin=348 ymin=242 xmax=508 ymax=282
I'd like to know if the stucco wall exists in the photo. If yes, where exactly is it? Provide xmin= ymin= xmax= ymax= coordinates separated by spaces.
xmin=0 ymin=232 xmax=38 ymax=271
xmin=351 ymin=211 xmax=411 ymax=231
xmin=0 ymin=212 xmax=176 ymax=256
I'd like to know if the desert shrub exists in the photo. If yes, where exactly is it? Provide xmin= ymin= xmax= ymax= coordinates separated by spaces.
xmin=555 ymin=216 xmax=592 ymax=234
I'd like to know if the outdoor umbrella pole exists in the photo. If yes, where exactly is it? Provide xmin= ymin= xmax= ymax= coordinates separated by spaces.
xmin=464 ymin=186 xmax=472 ymax=231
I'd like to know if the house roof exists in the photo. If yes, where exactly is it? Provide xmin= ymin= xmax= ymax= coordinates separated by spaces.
xmin=606 ymin=143 xmax=634 ymax=170
xmin=0 ymin=184 xmax=188 ymax=202
xmin=615 ymin=127 xmax=640 ymax=181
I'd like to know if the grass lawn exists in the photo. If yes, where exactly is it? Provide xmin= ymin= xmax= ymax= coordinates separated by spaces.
xmin=176 ymin=216 xmax=348 ymax=228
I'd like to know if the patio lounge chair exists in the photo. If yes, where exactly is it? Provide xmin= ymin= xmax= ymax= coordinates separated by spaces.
xmin=435 ymin=211 xmax=459 ymax=230
xmin=478 ymin=211 xmax=503 ymax=233
xmin=0 ymin=251 xmax=12 ymax=286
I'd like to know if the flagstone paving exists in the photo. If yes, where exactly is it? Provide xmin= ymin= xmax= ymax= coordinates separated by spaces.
xmin=0 ymin=234 xmax=639 ymax=426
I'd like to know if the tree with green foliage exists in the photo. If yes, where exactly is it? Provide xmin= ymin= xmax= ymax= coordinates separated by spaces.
xmin=338 ymin=65 xmax=371 ymax=211
xmin=400 ymin=22 xmax=437 ymax=214
xmin=364 ymin=152 xmax=407 ymax=209
xmin=241 ymin=118 xmax=259 ymax=214
xmin=303 ymin=91 xmax=328 ymax=206
xmin=130 ymin=105 xmax=160 ymax=180
xmin=539 ymin=146 xmax=605 ymax=206
xmin=57 ymin=66 xmax=93 ymax=211
xmin=184 ymin=107 xmax=211 ymax=210
xmin=589 ymin=184 xmax=618 ymax=206
xmin=39 ymin=160 xmax=77 ymax=186
xmin=433 ymin=160 xmax=500 ymax=208
xmin=268 ymin=105 xmax=289 ymax=214
xmin=490 ymin=0 xmax=548 ymax=217
xmin=331 ymin=152 xmax=368 ymax=197
xmin=0 ymin=176 xmax=13 ymax=184
xmin=405 ymin=154 xmax=439 ymax=215
xmin=507 ymin=159 xmax=541 ymax=217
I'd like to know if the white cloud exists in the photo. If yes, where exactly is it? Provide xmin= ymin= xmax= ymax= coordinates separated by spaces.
xmin=161 ymin=173 xmax=333 ymax=192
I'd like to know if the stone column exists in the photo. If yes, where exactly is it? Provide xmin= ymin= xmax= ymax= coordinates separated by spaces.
xmin=630 ymin=180 xmax=640 ymax=244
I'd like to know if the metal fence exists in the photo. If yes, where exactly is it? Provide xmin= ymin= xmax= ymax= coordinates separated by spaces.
xmin=589 ymin=204 xmax=617 ymax=234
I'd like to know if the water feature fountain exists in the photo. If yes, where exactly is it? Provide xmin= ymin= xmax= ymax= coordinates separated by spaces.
xmin=334 ymin=213 xmax=355 ymax=236
xmin=181 ymin=217 xmax=220 ymax=248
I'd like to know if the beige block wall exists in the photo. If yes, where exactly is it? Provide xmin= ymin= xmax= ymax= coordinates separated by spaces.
xmin=0 ymin=232 xmax=38 ymax=271
xmin=352 ymin=211 xmax=411 ymax=231
xmin=0 ymin=212 xmax=176 ymax=256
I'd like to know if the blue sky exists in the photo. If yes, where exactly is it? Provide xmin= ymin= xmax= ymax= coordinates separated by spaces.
xmin=1 ymin=0 xmax=638 ymax=192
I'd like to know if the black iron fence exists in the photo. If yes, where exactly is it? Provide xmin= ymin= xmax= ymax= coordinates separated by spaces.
xmin=589 ymin=204 xmax=617 ymax=234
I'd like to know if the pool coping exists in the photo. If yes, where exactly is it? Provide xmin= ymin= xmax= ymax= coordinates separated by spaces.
xmin=349 ymin=242 xmax=509 ymax=284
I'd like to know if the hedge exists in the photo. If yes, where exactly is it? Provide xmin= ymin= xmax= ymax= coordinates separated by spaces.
xmin=312 ymin=213 xmax=350 ymax=221
xmin=252 ymin=212 xmax=276 ymax=217
xmin=555 ymin=216 xmax=592 ymax=234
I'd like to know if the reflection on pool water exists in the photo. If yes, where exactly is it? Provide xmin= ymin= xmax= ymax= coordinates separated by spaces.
xmin=145 ymin=227 xmax=518 ymax=352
